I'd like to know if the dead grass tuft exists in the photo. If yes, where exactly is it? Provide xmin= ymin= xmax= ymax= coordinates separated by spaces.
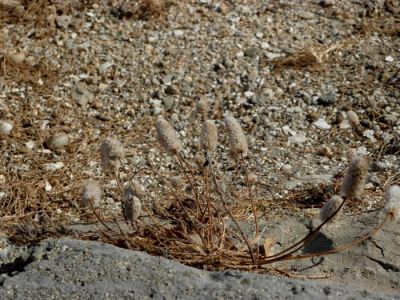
xmin=0 ymin=52 xmax=59 ymax=91
xmin=110 ymin=0 xmax=165 ymax=21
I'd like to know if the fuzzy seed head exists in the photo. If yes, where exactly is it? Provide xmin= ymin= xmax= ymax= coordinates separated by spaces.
xmin=196 ymin=98 xmax=209 ymax=117
xmin=384 ymin=185 xmax=400 ymax=221
xmin=0 ymin=120 xmax=13 ymax=135
xmin=224 ymin=115 xmax=248 ymax=158
xmin=201 ymin=120 xmax=218 ymax=153
xmin=100 ymin=137 xmax=125 ymax=173
xmin=340 ymin=155 xmax=368 ymax=199
xmin=346 ymin=110 xmax=360 ymax=127
xmin=131 ymin=179 xmax=145 ymax=198
xmin=123 ymin=185 xmax=142 ymax=223
xmin=320 ymin=195 xmax=343 ymax=223
xmin=247 ymin=173 xmax=258 ymax=185
xmin=81 ymin=179 xmax=102 ymax=208
xmin=156 ymin=116 xmax=182 ymax=155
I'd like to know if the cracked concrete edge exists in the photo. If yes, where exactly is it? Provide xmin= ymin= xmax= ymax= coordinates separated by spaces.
xmin=0 ymin=238 xmax=399 ymax=300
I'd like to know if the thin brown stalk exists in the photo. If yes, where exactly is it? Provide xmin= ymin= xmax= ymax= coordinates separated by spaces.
xmin=171 ymin=193 xmax=207 ymax=248
xmin=90 ymin=201 xmax=118 ymax=234
xmin=240 ymin=154 xmax=259 ymax=242
xmin=176 ymin=153 xmax=201 ymax=216
xmin=253 ymin=197 xmax=347 ymax=264
xmin=211 ymin=172 xmax=255 ymax=264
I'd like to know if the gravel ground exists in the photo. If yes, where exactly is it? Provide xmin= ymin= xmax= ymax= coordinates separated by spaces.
xmin=0 ymin=0 xmax=399 ymax=295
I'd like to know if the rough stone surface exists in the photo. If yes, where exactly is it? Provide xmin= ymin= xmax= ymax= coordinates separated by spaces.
xmin=0 ymin=238 xmax=398 ymax=300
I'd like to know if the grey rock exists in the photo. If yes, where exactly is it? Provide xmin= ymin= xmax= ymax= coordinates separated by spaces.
xmin=317 ymin=92 xmax=337 ymax=106
xmin=71 ymin=83 xmax=94 ymax=106
xmin=163 ymin=96 xmax=175 ymax=111
xmin=297 ymin=11 xmax=315 ymax=20
xmin=0 ymin=238 xmax=398 ymax=300
xmin=244 ymin=47 xmax=259 ymax=58
xmin=55 ymin=15 xmax=72 ymax=29
xmin=285 ymin=173 xmax=333 ymax=189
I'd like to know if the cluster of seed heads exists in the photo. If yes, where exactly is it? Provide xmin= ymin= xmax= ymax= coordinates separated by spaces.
xmin=156 ymin=116 xmax=182 ymax=155
xmin=384 ymin=185 xmax=400 ymax=221
xmin=320 ymin=195 xmax=343 ymax=223
xmin=340 ymin=155 xmax=368 ymax=199
xmin=81 ymin=179 xmax=102 ymax=208
xmin=100 ymin=137 xmax=125 ymax=172
xmin=200 ymin=120 xmax=218 ymax=153
xmin=224 ymin=114 xmax=248 ymax=158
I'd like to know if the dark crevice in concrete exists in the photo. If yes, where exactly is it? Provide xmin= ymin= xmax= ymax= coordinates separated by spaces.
xmin=0 ymin=250 xmax=35 ymax=280
xmin=366 ymin=256 xmax=400 ymax=273
xmin=370 ymin=240 xmax=385 ymax=257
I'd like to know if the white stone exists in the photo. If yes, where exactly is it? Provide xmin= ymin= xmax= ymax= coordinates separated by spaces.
xmin=244 ymin=91 xmax=254 ymax=98
xmin=289 ymin=134 xmax=306 ymax=144
xmin=45 ymin=180 xmax=52 ymax=192
xmin=282 ymin=125 xmax=296 ymax=136
xmin=0 ymin=192 xmax=7 ymax=200
xmin=313 ymin=118 xmax=331 ymax=130
xmin=236 ymin=51 xmax=244 ymax=58
xmin=25 ymin=140 xmax=35 ymax=150
xmin=0 ymin=120 xmax=12 ymax=135
xmin=173 ymin=30 xmax=184 ymax=37
xmin=339 ymin=119 xmax=351 ymax=129
xmin=43 ymin=162 xmax=64 ymax=171
xmin=385 ymin=56 xmax=394 ymax=62
xmin=363 ymin=130 xmax=377 ymax=142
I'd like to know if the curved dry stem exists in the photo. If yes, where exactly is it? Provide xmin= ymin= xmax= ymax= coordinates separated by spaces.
xmin=274 ymin=212 xmax=391 ymax=263
xmin=89 ymin=200 xmax=118 ymax=234
xmin=249 ymin=196 xmax=347 ymax=265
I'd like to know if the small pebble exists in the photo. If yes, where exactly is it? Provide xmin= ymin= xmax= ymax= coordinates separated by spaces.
xmin=346 ymin=110 xmax=360 ymax=127
xmin=46 ymin=133 xmax=69 ymax=150
xmin=43 ymin=162 xmax=65 ymax=171
xmin=385 ymin=56 xmax=394 ymax=63
xmin=313 ymin=118 xmax=331 ymax=130
xmin=0 ymin=120 xmax=13 ymax=135
xmin=289 ymin=134 xmax=306 ymax=144
xmin=317 ymin=92 xmax=337 ymax=106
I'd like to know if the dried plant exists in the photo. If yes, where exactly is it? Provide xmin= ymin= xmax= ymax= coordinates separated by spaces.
xmin=196 ymin=98 xmax=210 ymax=120
xmin=136 ymin=0 xmax=163 ymax=20
xmin=384 ymin=185 xmax=400 ymax=221
xmin=81 ymin=180 xmax=102 ymax=208
xmin=224 ymin=115 xmax=248 ymax=158
xmin=79 ymin=112 xmax=395 ymax=275
xmin=100 ymin=137 xmax=125 ymax=173
xmin=156 ymin=116 xmax=182 ymax=156
xmin=200 ymin=120 xmax=218 ymax=154
xmin=130 ymin=179 xmax=145 ymax=199
xmin=320 ymin=195 xmax=343 ymax=223
xmin=340 ymin=155 xmax=369 ymax=199
xmin=123 ymin=184 xmax=142 ymax=223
